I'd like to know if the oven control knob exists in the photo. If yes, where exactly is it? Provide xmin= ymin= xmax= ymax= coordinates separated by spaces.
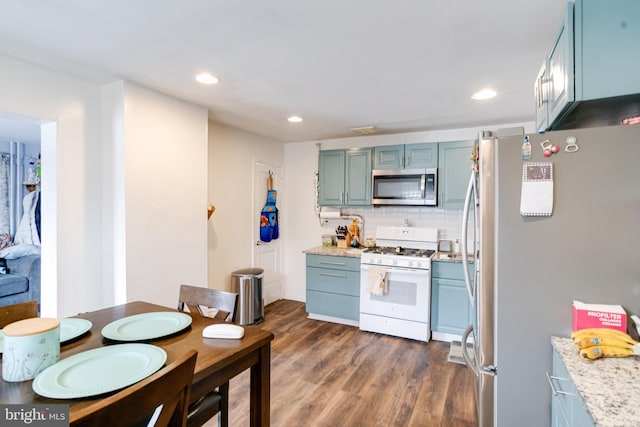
xmin=392 ymin=259 xmax=398 ymax=265
xmin=408 ymin=260 xmax=414 ymax=267
xmin=376 ymin=258 xmax=382 ymax=264
xmin=415 ymin=261 xmax=422 ymax=268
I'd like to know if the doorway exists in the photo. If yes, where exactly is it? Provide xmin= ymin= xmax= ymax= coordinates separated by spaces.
xmin=0 ymin=111 xmax=56 ymax=316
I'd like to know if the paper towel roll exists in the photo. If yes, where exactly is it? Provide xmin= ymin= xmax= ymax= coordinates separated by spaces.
xmin=320 ymin=207 xmax=341 ymax=219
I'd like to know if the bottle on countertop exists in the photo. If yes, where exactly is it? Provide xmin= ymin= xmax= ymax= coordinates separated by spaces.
xmin=348 ymin=219 xmax=361 ymax=248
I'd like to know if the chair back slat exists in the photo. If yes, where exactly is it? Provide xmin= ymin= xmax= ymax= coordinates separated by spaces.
xmin=71 ymin=349 xmax=198 ymax=427
xmin=178 ymin=284 xmax=239 ymax=323
xmin=0 ymin=300 xmax=38 ymax=328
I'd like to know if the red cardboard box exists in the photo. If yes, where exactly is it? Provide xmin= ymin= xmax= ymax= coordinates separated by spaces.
xmin=572 ymin=301 xmax=627 ymax=333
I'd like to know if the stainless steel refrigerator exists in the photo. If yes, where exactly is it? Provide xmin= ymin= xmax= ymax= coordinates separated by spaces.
xmin=460 ymin=125 xmax=640 ymax=427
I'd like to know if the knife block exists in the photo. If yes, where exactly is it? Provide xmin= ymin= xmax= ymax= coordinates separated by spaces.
xmin=337 ymin=235 xmax=351 ymax=248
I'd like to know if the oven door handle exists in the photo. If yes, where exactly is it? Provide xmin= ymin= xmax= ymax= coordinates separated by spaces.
xmin=361 ymin=266 xmax=429 ymax=276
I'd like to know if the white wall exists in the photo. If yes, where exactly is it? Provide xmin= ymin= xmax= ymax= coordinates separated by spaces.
xmin=0 ymin=54 xmax=103 ymax=317
xmin=208 ymin=122 xmax=284 ymax=291
xmin=282 ymin=122 xmax=535 ymax=302
xmin=121 ymin=83 xmax=209 ymax=307
xmin=101 ymin=81 xmax=126 ymax=306
xmin=0 ymin=55 xmax=210 ymax=316
xmin=281 ymin=142 xmax=321 ymax=301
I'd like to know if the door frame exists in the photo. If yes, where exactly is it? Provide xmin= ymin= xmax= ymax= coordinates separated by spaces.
xmin=251 ymin=160 xmax=283 ymax=304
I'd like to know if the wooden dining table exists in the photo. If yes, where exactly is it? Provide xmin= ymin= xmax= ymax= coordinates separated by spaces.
xmin=0 ymin=301 xmax=274 ymax=426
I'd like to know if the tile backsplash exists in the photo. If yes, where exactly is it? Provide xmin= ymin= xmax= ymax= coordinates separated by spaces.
xmin=320 ymin=206 xmax=466 ymax=242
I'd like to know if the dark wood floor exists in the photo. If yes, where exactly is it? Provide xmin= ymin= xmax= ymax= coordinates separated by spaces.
xmin=204 ymin=299 xmax=477 ymax=427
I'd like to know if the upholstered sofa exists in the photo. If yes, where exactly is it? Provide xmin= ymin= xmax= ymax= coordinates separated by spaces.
xmin=0 ymin=254 xmax=41 ymax=313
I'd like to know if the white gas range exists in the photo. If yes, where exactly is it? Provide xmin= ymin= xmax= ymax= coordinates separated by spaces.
xmin=359 ymin=226 xmax=437 ymax=342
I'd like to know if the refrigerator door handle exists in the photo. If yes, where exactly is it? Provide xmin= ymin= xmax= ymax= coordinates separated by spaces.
xmin=461 ymin=172 xmax=475 ymax=301
xmin=461 ymin=324 xmax=478 ymax=375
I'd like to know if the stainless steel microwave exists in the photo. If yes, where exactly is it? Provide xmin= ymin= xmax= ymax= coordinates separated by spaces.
xmin=372 ymin=168 xmax=438 ymax=206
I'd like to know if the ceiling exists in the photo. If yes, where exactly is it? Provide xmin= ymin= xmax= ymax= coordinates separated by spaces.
xmin=0 ymin=0 xmax=568 ymax=143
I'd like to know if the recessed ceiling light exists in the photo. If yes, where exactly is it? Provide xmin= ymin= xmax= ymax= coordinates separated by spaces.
xmin=288 ymin=116 xmax=303 ymax=123
xmin=471 ymin=88 xmax=497 ymax=100
xmin=196 ymin=73 xmax=219 ymax=85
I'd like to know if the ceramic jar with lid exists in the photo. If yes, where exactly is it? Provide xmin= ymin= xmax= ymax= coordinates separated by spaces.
xmin=2 ymin=318 xmax=60 ymax=382
xmin=322 ymin=234 xmax=334 ymax=247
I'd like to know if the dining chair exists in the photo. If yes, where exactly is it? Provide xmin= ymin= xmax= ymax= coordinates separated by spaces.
xmin=70 ymin=349 xmax=198 ymax=427
xmin=0 ymin=299 xmax=38 ymax=328
xmin=178 ymin=284 xmax=239 ymax=323
xmin=178 ymin=284 xmax=239 ymax=427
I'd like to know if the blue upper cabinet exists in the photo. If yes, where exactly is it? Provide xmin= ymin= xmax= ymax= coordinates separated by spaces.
xmin=373 ymin=143 xmax=437 ymax=169
xmin=536 ymin=0 xmax=640 ymax=132
xmin=373 ymin=145 xmax=404 ymax=169
xmin=318 ymin=150 xmax=345 ymax=206
xmin=318 ymin=148 xmax=372 ymax=206
xmin=547 ymin=2 xmax=574 ymax=129
xmin=406 ymin=143 xmax=438 ymax=169
xmin=345 ymin=148 xmax=372 ymax=206
xmin=577 ymin=0 xmax=640 ymax=100
xmin=535 ymin=2 xmax=575 ymax=132
xmin=438 ymin=140 xmax=474 ymax=209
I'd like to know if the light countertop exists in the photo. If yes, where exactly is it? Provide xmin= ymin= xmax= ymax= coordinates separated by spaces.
xmin=551 ymin=336 xmax=640 ymax=427
xmin=303 ymin=247 xmax=472 ymax=262
xmin=432 ymin=252 xmax=472 ymax=262
xmin=303 ymin=246 xmax=365 ymax=258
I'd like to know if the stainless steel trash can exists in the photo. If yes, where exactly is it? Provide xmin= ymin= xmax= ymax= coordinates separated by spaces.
xmin=231 ymin=268 xmax=264 ymax=325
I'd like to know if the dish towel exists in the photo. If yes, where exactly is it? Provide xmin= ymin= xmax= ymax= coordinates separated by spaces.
xmin=367 ymin=266 xmax=388 ymax=295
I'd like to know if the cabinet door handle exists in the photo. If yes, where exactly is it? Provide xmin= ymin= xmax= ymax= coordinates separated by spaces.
xmin=545 ymin=372 xmax=572 ymax=396
xmin=320 ymin=272 xmax=347 ymax=278
xmin=319 ymin=261 xmax=347 ymax=266
xmin=537 ymin=74 xmax=547 ymax=107
xmin=537 ymin=75 xmax=542 ymax=107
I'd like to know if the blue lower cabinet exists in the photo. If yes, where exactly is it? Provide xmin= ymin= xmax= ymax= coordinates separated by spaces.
xmin=306 ymin=291 xmax=359 ymax=321
xmin=306 ymin=254 xmax=360 ymax=323
xmin=550 ymin=346 xmax=595 ymax=427
xmin=431 ymin=261 xmax=472 ymax=336
xmin=431 ymin=278 xmax=470 ymax=335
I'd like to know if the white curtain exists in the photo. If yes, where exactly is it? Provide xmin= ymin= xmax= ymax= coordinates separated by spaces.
xmin=0 ymin=153 xmax=10 ymax=236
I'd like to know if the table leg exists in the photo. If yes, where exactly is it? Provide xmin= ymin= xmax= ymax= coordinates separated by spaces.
xmin=250 ymin=343 xmax=271 ymax=426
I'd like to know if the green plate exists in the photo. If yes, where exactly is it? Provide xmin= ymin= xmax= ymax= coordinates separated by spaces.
xmin=101 ymin=312 xmax=192 ymax=341
xmin=60 ymin=318 xmax=92 ymax=343
xmin=32 ymin=343 xmax=167 ymax=398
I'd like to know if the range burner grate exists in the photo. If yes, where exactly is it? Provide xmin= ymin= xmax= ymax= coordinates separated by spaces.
xmin=364 ymin=246 xmax=435 ymax=258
